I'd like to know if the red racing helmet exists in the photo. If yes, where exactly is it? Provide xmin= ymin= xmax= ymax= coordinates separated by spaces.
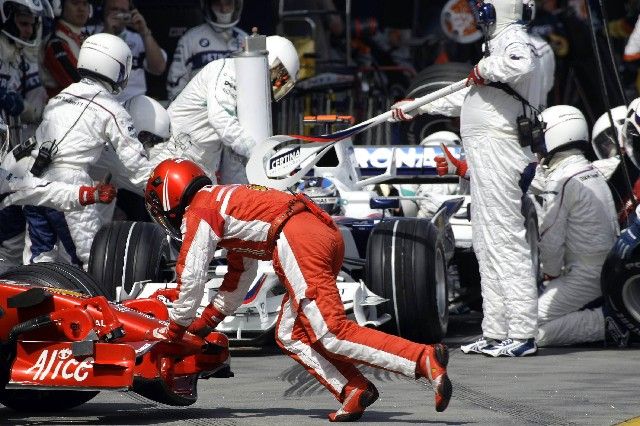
xmin=145 ymin=159 xmax=212 ymax=241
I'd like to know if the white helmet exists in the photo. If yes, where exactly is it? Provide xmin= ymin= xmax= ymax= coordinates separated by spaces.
xmin=420 ymin=130 xmax=461 ymax=147
xmin=0 ymin=0 xmax=44 ymax=47
xmin=484 ymin=0 xmax=524 ymax=37
xmin=591 ymin=105 xmax=626 ymax=160
xmin=124 ymin=95 xmax=171 ymax=148
xmin=77 ymin=33 xmax=132 ymax=95
xmin=201 ymin=0 xmax=243 ymax=30
xmin=267 ymin=35 xmax=299 ymax=102
xmin=623 ymin=98 xmax=640 ymax=170
xmin=539 ymin=105 xmax=589 ymax=157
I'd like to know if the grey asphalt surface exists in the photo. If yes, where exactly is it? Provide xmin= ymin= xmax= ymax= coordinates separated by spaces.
xmin=2 ymin=313 xmax=640 ymax=425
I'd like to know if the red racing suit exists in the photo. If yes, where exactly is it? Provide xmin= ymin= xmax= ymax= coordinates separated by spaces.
xmin=172 ymin=184 xmax=427 ymax=399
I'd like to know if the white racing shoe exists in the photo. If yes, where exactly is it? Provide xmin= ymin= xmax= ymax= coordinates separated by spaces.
xmin=481 ymin=338 xmax=537 ymax=357
xmin=460 ymin=337 xmax=495 ymax=354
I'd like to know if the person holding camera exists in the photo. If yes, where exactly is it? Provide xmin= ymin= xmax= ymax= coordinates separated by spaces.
xmin=93 ymin=0 xmax=166 ymax=102
xmin=390 ymin=0 xmax=545 ymax=357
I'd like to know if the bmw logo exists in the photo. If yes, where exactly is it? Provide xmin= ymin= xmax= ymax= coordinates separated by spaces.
xmin=199 ymin=38 xmax=210 ymax=47
xmin=32 ymin=0 xmax=40 ymax=6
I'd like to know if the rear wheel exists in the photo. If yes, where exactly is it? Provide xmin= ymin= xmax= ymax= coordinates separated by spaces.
xmin=88 ymin=221 xmax=171 ymax=300
xmin=601 ymin=250 xmax=640 ymax=338
xmin=365 ymin=219 xmax=448 ymax=343
xmin=0 ymin=263 xmax=101 ymax=411
xmin=401 ymin=63 xmax=471 ymax=144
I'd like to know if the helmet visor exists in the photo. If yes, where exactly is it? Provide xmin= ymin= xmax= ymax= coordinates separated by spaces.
xmin=207 ymin=0 xmax=243 ymax=29
xmin=270 ymin=59 xmax=295 ymax=102
xmin=2 ymin=3 xmax=43 ymax=47
xmin=624 ymin=120 xmax=640 ymax=170
xmin=145 ymin=190 xmax=183 ymax=241
xmin=592 ymin=128 xmax=619 ymax=160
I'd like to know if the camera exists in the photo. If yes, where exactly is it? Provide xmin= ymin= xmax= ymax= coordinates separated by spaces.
xmin=114 ymin=12 xmax=132 ymax=24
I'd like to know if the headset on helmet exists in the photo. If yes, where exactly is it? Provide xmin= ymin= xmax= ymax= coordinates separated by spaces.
xmin=0 ymin=0 xmax=45 ymax=47
xmin=124 ymin=95 xmax=171 ymax=149
xmin=145 ymin=159 xmax=212 ymax=241
xmin=297 ymin=177 xmax=342 ymax=216
xmin=538 ymin=105 xmax=589 ymax=162
xmin=470 ymin=0 xmax=527 ymax=38
xmin=591 ymin=105 xmax=627 ymax=160
xmin=77 ymin=33 xmax=132 ymax=94
xmin=201 ymin=0 xmax=242 ymax=30
xmin=267 ymin=35 xmax=299 ymax=102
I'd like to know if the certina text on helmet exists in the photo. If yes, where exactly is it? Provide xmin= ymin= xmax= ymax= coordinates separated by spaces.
xmin=0 ymin=0 xmax=44 ymax=47
xmin=77 ymin=33 xmax=133 ymax=95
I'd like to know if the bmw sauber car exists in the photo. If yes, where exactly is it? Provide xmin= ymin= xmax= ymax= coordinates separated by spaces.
xmin=0 ymin=263 xmax=231 ymax=412
xmin=94 ymin=138 xmax=467 ymax=346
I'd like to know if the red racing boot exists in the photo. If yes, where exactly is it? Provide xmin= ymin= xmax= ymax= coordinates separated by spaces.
xmin=328 ymin=380 xmax=379 ymax=422
xmin=416 ymin=343 xmax=452 ymax=412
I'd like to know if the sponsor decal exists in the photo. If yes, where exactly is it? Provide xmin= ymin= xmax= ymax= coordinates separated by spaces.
xmin=199 ymin=38 xmax=210 ymax=47
xmin=268 ymin=146 xmax=301 ymax=175
xmin=45 ymin=287 xmax=86 ymax=298
xmin=245 ymin=184 xmax=268 ymax=191
xmin=440 ymin=0 xmax=482 ymax=44
xmin=26 ymin=349 xmax=94 ymax=382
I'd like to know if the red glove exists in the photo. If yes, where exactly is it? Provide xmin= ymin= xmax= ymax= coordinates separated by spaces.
xmin=152 ymin=321 xmax=187 ymax=341
xmin=388 ymin=99 xmax=416 ymax=122
xmin=466 ymin=64 xmax=485 ymax=87
xmin=434 ymin=143 xmax=468 ymax=178
xmin=187 ymin=304 xmax=225 ymax=337
xmin=79 ymin=183 xmax=117 ymax=206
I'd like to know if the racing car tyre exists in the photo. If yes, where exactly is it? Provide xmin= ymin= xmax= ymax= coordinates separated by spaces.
xmin=402 ymin=63 xmax=471 ymax=144
xmin=0 ymin=263 xmax=101 ymax=411
xmin=0 ymin=262 xmax=105 ymax=297
xmin=89 ymin=221 xmax=171 ymax=300
xmin=366 ymin=219 xmax=448 ymax=343
xmin=600 ymin=250 xmax=640 ymax=337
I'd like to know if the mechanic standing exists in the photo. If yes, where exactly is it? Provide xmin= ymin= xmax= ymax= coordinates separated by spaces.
xmin=530 ymin=105 xmax=618 ymax=347
xmin=158 ymin=35 xmax=298 ymax=184
xmin=391 ymin=0 xmax=544 ymax=356
xmin=146 ymin=159 xmax=452 ymax=422
xmin=166 ymin=0 xmax=246 ymax=102
xmin=22 ymin=33 xmax=154 ymax=268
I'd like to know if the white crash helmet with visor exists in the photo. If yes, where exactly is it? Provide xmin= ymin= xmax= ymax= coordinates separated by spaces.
xmin=77 ymin=33 xmax=132 ymax=95
xmin=538 ymin=105 xmax=589 ymax=164
xmin=124 ymin=95 xmax=171 ymax=149
xmin=267 ymin=35 xmax=299 ymax=102
xmin=0 ymin=0 xmax=45 ymax=47
xmin=201 ymin=0 xmax=242 ymax=30
xmin=591 ymin=105 xmax=626 ymax=160
xmin=469 ymin=0 xmax=533 ymax=38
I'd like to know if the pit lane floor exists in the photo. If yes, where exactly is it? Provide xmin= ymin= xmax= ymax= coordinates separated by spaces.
xmin=3 ymin=313 xmax=640 ymax=425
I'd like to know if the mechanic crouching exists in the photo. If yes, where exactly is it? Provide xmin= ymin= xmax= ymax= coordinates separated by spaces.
xmin=530 ymin=106 xmax=618 ymax=346
xmin=146 ymin=159 xmax=452 ymax=422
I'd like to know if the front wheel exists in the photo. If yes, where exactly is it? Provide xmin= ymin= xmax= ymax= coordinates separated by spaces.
xmin=365 ymin=219 xmax=448 ymax=343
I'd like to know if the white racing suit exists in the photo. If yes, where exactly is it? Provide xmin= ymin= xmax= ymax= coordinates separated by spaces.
xmin=160 ymin=58 xmax=255 ymax=183
xmin=422 ymin=24 xmax=543 ymax=341
xmin=0 ymin=153 xmax=88 ymax=273
xmin=166 ymin=23 xmax=246 ymax=101
xmin=0 ymin=35 xmax=48 ymax=270
xmin=23 ymin=78 xmax=153 ymax=268
xmin=532 ymin=152 xmax=618 ymax=346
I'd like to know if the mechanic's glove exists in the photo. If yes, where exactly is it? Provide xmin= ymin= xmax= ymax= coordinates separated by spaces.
xmin=613 ymin=218 xmax=640 ymax=259
xmin=388 ymin=99 xmax=417 ymax=122
xmin=79 ymin=183 xmax=117 ymax=206
xmin=466 ymin=64 xmax=485 ymax=87
xmin=0 ymin=90 xmax=24 ymax=117
xmin=187 ymin=304 xmax=226 ymax=338
xmin=151 ymin=288 xmax=180 ymax=303
xmin=434 ymin=143 xmax=468 ymax=178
